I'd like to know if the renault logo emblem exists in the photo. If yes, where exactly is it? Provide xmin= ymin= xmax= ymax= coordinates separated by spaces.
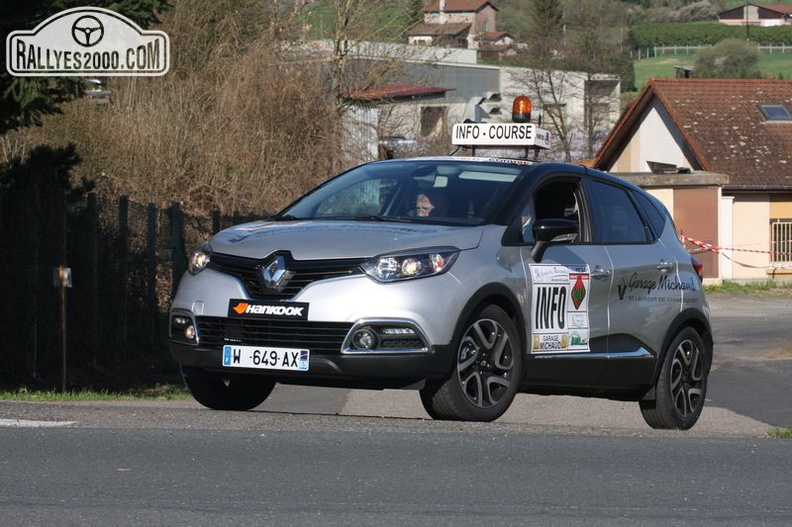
xmin=261 ymin=255 xmax=291 ymax=291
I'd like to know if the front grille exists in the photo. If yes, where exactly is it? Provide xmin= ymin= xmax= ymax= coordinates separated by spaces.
xmin=197 ymin=316 xmax=353 ymax=354
xmin=209 ymin=252 xmax=364 ymax=300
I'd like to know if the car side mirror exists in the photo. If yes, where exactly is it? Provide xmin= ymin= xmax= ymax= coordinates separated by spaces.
xmin=530 ymin=218 xmax=579 ymax=262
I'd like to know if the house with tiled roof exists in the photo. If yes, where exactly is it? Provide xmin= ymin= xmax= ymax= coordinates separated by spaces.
xmin=718 ymin=4 xmax=792 ymax=26
xmin=595 ymin=78 xmax=792 ymax=281
xmin=407 ymin=1 xmax=512 ymax=58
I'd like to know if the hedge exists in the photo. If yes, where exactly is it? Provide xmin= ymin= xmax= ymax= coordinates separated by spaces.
xmin=629 ymin=22 xmax=792 ymax=48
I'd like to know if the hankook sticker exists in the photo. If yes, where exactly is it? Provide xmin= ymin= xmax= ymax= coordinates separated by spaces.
xmin=228 ymin=299 xmax=309 ymax=320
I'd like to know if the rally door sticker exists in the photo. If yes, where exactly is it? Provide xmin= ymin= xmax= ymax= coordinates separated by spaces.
xmin=529 ymin=264 xmax=590 ymax=353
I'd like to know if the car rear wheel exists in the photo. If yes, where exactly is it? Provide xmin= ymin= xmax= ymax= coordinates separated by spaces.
xmin=182 ymin=368 xmax=276 ymax=411
xmin=640 ymin=327 xmax=708 ymax=430
xmin=420 ymin=305 xmax=522 ymax=422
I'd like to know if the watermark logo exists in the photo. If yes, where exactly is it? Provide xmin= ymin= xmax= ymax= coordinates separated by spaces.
xmin=6 ymin=7 xmax=169 ymax=77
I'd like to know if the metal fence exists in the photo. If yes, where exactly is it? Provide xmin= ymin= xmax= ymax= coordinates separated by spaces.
xmin=633 ymin=44 xmax=792 ymax=59
xmin=0 ymin=187 xmax=259 ymax=388
xmin=772 ymin=220 xmax=792 ymax=264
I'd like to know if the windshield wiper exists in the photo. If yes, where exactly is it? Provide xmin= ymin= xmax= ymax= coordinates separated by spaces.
xmin=271 ymin=214 xmax=302 ymax=221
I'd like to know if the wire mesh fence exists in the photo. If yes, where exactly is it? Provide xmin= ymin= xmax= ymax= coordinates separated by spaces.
xmin=0 ymin=188 xmax=262 ymax=389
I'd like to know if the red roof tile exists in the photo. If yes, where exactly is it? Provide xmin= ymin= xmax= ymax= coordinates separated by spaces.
xmin=477 ymin=31 xmax=510 ymax=41
xmin=425 ymin=1 xmax=498 ymax=13
xmin=407 ymin=22 xmax=471 ymax=37
xmin=754 ymin=4 xmax=792 ymax=15
xmin=344 ymin=85 xmax=453 ymax=102
xmin=595 ymin=78 xmax=792 ymax=189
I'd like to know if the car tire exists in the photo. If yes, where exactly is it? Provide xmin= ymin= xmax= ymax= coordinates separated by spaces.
xmin=420 ymin=304 xmax=522 ymax=422
xmin=182 ymin=368 xmax=276 ymax=411
xmin=640 ymin=327 xmax=708 ymax=430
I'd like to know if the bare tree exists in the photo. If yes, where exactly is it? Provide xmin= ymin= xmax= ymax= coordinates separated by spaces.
xmin=509 ymin=0 xmax=623 ymax=161
xmin=564 ymin=0 xmax=625 ymax=158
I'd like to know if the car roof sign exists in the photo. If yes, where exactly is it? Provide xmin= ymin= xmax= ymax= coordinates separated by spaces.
xmin=451 ymin=122 xmax=551 ymax=149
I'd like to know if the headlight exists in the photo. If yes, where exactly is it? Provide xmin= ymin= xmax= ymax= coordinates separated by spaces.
xmin=361 ymin=248 xmax=459 ymax=282
xmin=187 ymin=244 xmax=211 ymax=275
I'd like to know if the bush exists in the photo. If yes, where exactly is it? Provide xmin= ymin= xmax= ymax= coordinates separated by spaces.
xmin=694 ymin=38 xmax=761 ymax=78
xmin=629 ymin=22 xmax=792 ymax=49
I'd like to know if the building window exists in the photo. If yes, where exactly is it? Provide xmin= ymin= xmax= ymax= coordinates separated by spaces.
xmin=544 ymin=103 xmax=566 ymax=127
xmin=421 ymin=106 xmax=446 ymax=137
xmin=759 ymin=104 xmax=792 ymax=121
xmin=771 ymin=219 xmax=792 ymax=263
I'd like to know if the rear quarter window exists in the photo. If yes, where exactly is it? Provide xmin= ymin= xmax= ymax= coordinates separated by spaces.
xmin=633 ymin=191 xmax=669 ymax=238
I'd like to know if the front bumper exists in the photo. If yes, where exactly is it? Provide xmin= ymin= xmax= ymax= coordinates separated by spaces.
xmin=170 ymin=341 xmax=455 ymax=389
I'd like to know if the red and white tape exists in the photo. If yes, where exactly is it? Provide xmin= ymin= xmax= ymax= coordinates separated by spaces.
xmin=680 ymin=235 xmax=791 ymax=258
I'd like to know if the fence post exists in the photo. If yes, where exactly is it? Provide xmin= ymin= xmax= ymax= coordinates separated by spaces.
xmin=118 ymin=196 xmax=129 ymax=358
xmin=87 ymin=194 xmax=98 ymax=365
xmin=57 ymin=189 xmax=68 ymax=390
xmin=212 ymin=209 xmax=221 ymax=234
xmin=169 ymin=202 xmax=185 ymax=297
xmin=147 ymin=203 xmax=157 ymax=349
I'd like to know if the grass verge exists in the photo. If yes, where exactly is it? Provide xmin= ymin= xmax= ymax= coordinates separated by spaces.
xmin=767 ymin=428 xmax=792 ymax=439
xmin=705 ymin=280 xmax=792 ymax=295
xmin=0 ymin=384 xmax=189 ymax=402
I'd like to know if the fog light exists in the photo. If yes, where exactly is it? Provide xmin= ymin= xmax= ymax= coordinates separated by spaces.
xmin=351 ymin=328 xmax=377 ymax=350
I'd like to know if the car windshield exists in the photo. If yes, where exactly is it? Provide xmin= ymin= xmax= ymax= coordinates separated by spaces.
xmin=278 ymin=159 xmax=525 ymax=226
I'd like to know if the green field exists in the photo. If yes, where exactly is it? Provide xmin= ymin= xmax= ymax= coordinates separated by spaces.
xmin=633 ymin=52 xmax=792 ymax=90
xmin=723 ymin=0 xmax=792 ymax=7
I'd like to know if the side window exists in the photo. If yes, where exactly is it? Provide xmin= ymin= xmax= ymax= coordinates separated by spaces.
xmin=533 ymin=180 xmax=581 ymax=224
xmin=520 ymin=201 xmax=535 ymax=244
xmin=633 ymin=190 xmax=668 ymax=238
xmin=526 ymin=179 xmax=582 ymax=242
xmin=587 ymin=180 xmax=650 ymax=244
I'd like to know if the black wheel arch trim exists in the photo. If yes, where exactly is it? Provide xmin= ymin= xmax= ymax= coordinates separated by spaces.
xmin=451 ymin=282 xmax=527 ymax=360
xmin=649 ymin=307 xmax=713 ymax=389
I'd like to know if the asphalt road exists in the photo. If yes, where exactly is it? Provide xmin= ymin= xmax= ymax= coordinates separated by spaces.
xmin=705 ymin=292 xmax=792 ymax=428
xmin=1 ymin=402 xmax=791 ymax=526
xmin=1 ymin=292 xmax=790 ymax=526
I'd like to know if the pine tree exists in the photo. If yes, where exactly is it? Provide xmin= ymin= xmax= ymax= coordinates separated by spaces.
xmin=528 ymin=0 xmax=565 ymax=62
xmin=407 ymin=0 xmax=425 ymax=28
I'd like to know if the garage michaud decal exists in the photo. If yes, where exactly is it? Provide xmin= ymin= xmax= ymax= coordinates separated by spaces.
xmin=228 ymin=300 xmax=309 ymax=320
xmin=529 ymin=264 xmax=590 ymax=353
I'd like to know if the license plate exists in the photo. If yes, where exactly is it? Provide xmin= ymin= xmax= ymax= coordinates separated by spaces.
xmin=222 ymin=345 xmax=309 ymax=371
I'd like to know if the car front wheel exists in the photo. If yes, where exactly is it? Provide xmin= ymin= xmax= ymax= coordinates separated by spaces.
xmin=420 ymin=304 xmax=522 ymax=422
xmin=182 ymin=368 xmax=276 ymax=411
xmin=640 ymin=327 xmax=708 ymax=430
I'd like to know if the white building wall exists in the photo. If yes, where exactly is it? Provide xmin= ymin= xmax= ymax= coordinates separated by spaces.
xmin=648 ymin=188 xmax=674 ymax=215
xmin=719 ymin=195 xmax=734 ymax=280
xmin=731 ymin=194 xmax=772 ymax=280
xmin=343 ymin=105 xmax=380 ymax=165
xmin=610 ymin=104 xmax=691 ymax=172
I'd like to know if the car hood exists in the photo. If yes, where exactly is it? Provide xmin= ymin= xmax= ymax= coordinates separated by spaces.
xmin=207 ymin=220 xmax=484 ymax=260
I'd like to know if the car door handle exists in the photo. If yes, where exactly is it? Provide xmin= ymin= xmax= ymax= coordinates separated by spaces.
xmin=657 ymin=260 xmax=674 ymax=272
xmin=591 ymin=266 xmax=611 ymax=280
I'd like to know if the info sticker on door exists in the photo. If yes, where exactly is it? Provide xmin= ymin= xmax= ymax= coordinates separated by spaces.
xmin=529 ymin=264 xmax=590 ymax=353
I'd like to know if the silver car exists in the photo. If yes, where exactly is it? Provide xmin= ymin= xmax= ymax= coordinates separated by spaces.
xmin=170 ymin=157 xmax=712 ymax=429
